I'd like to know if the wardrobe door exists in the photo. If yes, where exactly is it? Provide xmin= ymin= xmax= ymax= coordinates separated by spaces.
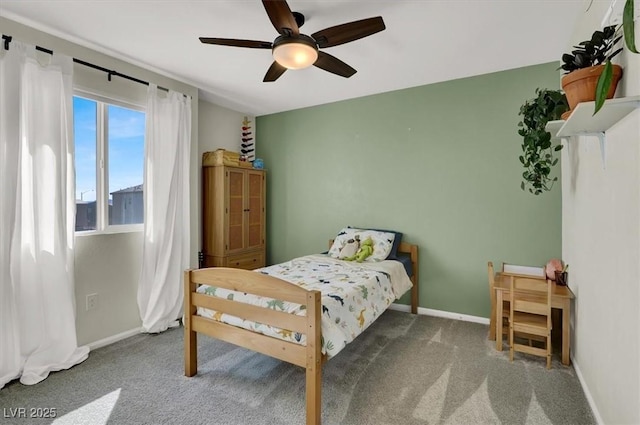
xmin=226 ymin=168 xmax=246 ymax=253
xmin=246 ymin=170 xmax=265 ymax=251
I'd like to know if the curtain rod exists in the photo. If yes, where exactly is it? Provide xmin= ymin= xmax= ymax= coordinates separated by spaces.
xmin=2 ymin=34 xmax=175 ymax=94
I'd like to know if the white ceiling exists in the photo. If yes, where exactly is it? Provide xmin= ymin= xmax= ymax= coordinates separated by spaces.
xmin=0 ymin=1 xmax=587 ymax=116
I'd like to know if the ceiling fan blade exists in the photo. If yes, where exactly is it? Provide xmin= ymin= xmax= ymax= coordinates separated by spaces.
xmin=311 ymin=16 xmax=385 ymax=48
xmin=263 ymin=61 xmax=287 ymax=82
xmin=313 ymin=51 xmax=356 ymax=78
xmin=199 ymin=37 xmax=272 ymax=49
xmin=262 ymin=0 xmax=299 ymax=36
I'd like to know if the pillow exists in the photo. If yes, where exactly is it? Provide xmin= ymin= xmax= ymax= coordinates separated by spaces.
xmin=356 ymin=227 xmax=403 ymax=259
xmin=328 ymin=227 xmax=396 ymax=262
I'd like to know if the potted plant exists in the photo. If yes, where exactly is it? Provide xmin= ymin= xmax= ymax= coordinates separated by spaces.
xmin=518 ymin=88 xmax=569 ymax=195
xmin=559 ymin=0 xmax=637 ymax=116
xmin=559 ymin=25 xmax=623 ymax=118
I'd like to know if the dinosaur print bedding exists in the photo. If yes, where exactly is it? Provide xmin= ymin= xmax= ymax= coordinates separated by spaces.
xmin=196 ymin=254 xmax=413 ymax=359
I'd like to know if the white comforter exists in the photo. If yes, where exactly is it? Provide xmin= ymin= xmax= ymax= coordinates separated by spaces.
xmin=197 ymin=254 xmax=413 ymax=358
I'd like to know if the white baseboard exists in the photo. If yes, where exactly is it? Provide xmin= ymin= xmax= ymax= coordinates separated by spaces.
xmin=571 ymin=356 xmax=603 ymax=425
xmin=389 ymin=303 xmax=490 ymax=325
xmin=86 ymin=327 xmax=142 ymax=351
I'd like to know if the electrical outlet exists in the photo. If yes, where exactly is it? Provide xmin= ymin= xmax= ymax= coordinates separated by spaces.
xmin=86 ymin=293 xmax=98 ymax=311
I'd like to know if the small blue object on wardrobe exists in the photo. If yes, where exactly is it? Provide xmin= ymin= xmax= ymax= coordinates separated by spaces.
xmin=253 ymin=158 xmax=264 ymax=169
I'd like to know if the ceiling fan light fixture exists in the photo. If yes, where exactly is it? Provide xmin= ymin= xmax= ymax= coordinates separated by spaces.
xmin=199 ymin=3 xmax=385 ymax=82
xmin=272 ymin=35 xmax=318 ymax=70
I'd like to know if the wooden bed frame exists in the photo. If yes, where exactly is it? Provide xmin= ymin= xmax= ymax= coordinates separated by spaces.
xmin=184 ymin=241 xmax=419 ymax=425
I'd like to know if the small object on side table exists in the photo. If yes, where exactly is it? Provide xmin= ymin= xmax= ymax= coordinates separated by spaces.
xmin=253 ymin=158 xmax=264 ymax=169
xmin=555 ymin=271 xmax=568 ymax=286
xmin=546 ymin=258 xmax=563 ymax=280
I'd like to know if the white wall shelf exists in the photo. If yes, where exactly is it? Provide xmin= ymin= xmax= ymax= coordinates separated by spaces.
xmin=546 ymin=96 xmax=640 ymax=167
xmin=553 ymin=96 xmax=640 ymax=137
xmin=545 ymin=120 xmax=565 ymax=139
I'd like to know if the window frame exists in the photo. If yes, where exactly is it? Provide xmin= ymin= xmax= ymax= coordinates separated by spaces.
xmin=74 ymin=89 xmax=146 ymax=235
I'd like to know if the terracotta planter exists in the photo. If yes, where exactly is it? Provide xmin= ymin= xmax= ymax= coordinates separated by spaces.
xmin=561 ymin=64 xmax=623 ymax=119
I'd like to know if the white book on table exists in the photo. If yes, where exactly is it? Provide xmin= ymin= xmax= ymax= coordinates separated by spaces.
xmin=502 ymin=264 xmax=545 ymax=278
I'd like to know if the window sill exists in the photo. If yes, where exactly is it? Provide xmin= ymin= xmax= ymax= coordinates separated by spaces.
xmin=75 ymin=225 xmax=143 ymax=236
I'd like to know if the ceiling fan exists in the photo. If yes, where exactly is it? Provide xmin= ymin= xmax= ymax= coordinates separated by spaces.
xmin=199 ymin=0 xmax=386 ymax=82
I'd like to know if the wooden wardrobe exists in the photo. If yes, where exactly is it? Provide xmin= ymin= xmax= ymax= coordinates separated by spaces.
xmin=202 ymin=164 xmax=266 ymax=270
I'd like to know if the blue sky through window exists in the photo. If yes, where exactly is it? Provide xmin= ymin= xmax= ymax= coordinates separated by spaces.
xmin=74 ymin=96 xmax=96 ymax=202
xmin=108 ymin=104 xmax=145 ymax=197
xmin=73 ymin=96 xmax=145 ymax=202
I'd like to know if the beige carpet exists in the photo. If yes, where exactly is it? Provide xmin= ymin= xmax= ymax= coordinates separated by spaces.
xmin=1 ymin=310 xmax=595 ymax=424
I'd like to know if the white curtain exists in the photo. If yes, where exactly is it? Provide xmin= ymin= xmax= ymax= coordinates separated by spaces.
xmin=137 ymin=84 xmax=191 ymax=333
xmin=0 ymin=42 xmax=89 ymax=389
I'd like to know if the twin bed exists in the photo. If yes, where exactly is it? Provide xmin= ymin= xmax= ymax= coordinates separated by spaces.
xmin=184 ymin=231 xmax=419 ymax=425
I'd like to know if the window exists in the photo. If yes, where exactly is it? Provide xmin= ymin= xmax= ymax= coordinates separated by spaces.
xmin=74 ymin=94 xmax=145 ymax=232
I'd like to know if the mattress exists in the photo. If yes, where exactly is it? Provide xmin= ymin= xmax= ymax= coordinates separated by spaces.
xmin=196 ymin=254 xmax=413 ymax=359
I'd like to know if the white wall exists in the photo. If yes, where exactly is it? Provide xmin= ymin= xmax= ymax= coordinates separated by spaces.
xmin=562 ymin=2 xmax=640 ymax=423
xmin=75 ymin=233 xmax=143 ymax=344
xmin=198 ymin=100 xmax=252 ymax=155
xmin=0 ymin=17 xmax=200 ymax=345
xmin=195 ymin=100 xmax=255 ymax=257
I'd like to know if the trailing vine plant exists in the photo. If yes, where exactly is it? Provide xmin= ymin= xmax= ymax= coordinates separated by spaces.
xmin=518 ymin=88 xmax=569 ymax=195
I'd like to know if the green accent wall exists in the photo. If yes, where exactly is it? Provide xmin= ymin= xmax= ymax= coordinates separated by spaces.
xmin=256 ymin=62 xmax=562 ymax=318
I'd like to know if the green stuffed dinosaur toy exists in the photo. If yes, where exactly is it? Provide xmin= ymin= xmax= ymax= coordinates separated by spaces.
xmin=344 ymin=237 xmax=374 ymax=262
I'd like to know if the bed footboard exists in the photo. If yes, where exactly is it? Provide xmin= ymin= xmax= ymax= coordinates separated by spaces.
xmin=184 ymin=267 xmax=322 ymax=425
